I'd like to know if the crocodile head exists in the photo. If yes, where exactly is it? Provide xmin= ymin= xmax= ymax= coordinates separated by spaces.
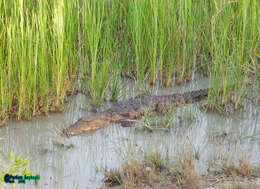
xmin=63 ymin=116 xmax=110 ymax=137
xmin=63 ymin=124 xmax=83 ymax=136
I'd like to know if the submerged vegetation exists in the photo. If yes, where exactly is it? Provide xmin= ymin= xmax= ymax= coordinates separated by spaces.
xmin=0 ymin=0 xmax=259 ymax=124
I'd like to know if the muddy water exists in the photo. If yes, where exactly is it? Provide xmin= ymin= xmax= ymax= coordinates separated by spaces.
xmin=0 ymin=77 xmax=259 ymax=189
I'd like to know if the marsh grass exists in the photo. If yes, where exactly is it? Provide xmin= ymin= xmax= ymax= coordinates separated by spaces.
xmin=104 ymin=147 xmax=260 ymax=189
xmin=206 ymin=0 xmax=259 ymax=112
xmin=83 ymin=0 xmax=104 ymax=103
xmin=220 ymin=154 xmax=259 ymax=178
xmin=0 ymin=0 xmax=79 ymax=123
xmin=104 ymin=154 xmax=165 ymax=188
xmin=0 ymin=0 xmax=259 ymax=123
xmin=171 ymin=144 xmax=204 ymax=189
xmin=145 ymin=151 xmax=164 ymax=171
xmin=104 ymin=168 xmax=121 ymax=187
xmin=104 ymin=148 xmax=203 ymax=188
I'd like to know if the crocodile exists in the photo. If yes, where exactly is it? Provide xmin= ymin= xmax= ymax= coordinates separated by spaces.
xmin=63 ymin=88 xmax=209 ymax=136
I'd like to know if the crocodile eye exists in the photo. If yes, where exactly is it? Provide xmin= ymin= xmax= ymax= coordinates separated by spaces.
xmin=119 ymin=113 xmax=130 ymax=117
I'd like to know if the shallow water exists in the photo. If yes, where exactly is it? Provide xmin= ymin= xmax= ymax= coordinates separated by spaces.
xmin=0 ymin=77 xmax=259 ymax=189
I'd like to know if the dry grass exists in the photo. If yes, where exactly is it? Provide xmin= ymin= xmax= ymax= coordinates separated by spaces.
xmin=220 ymin=155 xmax=258 ymax=178
xmin=171 ymin=145 xmax=205 ymax=189
xmin=104 ymin=148 xmax=204 ymax=189
xmin=145 ymin=151 xmax=165 ymax=171
xmin=120 ymin=159 xmax=156 ymax=189
xmin=104 ymin=148 xmax=260 ymax=189
xmin=104 ymin=168 xmax=121 ymax=186
xmin=104 ymin=158 xmax=158 ymax=189
xmin=206 ymin=176 xmax=260 ymax=189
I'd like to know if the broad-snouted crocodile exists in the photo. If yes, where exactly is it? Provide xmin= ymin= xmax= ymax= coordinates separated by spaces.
xmin=63 ymin=88 xmax=209 ymax=136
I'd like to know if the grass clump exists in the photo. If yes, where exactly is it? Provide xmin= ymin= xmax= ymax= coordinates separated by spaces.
xmin=171 ymin=145 xmax=204 ymax=189
xmin=104 ymin=150 xmax=203 ymax=189
xmin=104 ymin=152 xmax=167 ymax=188
xmin=220 ymin=155 xmax=259 ymax=178
xmin=104 ymin=158 xmax=157 ymax=189
xmin=0 ymin=0 xmax=79 ymax=124
xmin=104 ymin=168 xmax=121 ymax=187
xmin=145 ymin=151 xmax=164 ymax=171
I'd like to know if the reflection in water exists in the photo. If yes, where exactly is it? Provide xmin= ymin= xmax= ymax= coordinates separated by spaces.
xmin=0 ymin=77 xmax=259 ymax=188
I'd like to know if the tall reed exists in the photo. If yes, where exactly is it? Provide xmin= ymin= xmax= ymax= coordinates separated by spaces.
xmin=83 ymin=0 xmax=104 ymax=102
xmin=128 ymin=0 xmax=147 ymax=89
xmin=158 ymin=0 xmax=175 ymax=87
xmin=0 ymin=0 xmax=79 ymax=123
xmin=207 ymin=0 xmax=258 ymax=111
xmin=149 ymin=0 xmax=158 ymax=85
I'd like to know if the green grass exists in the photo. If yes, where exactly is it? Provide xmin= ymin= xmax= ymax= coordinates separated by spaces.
xmin=0 ymin=0 xmax=259 ymax=123
xmin=0 ymin=0 xmax=79 ymax=123
xmin=206 ymin=0 xmax=259 ymax=111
